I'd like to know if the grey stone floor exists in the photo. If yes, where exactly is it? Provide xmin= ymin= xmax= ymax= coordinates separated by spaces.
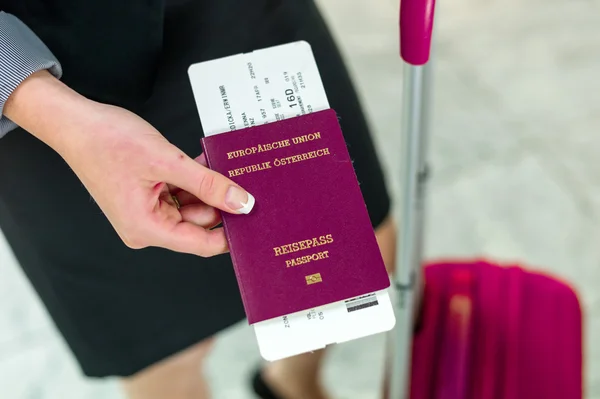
xmin=1 ymin=0 xmax=599 ymax=398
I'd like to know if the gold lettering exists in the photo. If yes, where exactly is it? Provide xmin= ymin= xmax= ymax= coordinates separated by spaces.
xmin=272 ymin=147 xmax=330 ymax=168
xmin=285 ymin=251 xmax=330 ymax=268
xmin=292 ymin=132 xmax=322 ymax=145
xmin=226 ymin=161 xmax=272 ymax=179
xmin=273 ymin=234 xmax=334 ymax=257
xmin=228 ymin=140 xmax=292 ymax=160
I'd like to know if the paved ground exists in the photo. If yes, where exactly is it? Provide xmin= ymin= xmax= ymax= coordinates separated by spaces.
xmin=1 ymin=0 xmax=598 ymax=397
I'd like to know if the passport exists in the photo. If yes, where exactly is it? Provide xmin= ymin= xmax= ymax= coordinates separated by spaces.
xmin=201 ymin=108 xmax=391 ymax=324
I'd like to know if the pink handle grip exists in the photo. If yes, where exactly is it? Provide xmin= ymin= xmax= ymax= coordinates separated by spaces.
xmin=399 ymin=0 xmax=436 ymax=65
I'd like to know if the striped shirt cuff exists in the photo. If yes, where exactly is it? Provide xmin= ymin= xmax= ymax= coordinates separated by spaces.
xmin=0 ymin=11 xmax=63 ymax=137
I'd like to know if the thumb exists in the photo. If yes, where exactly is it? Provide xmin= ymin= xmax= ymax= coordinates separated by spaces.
xmin=160 ymin=151 xmax=255 ymax=215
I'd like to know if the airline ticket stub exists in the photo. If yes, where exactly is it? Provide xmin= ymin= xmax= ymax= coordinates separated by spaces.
xmin=188 ymin=41 xmax=395 ymax=361
xmin=189 ymin=41 xmax=329 ymax=137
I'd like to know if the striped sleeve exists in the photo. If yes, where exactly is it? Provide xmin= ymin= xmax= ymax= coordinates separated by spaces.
xmin=0 ymin=11 xmax=63 ymax=137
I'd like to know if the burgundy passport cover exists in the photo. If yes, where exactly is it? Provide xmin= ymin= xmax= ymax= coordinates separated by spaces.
xmin=200 ymin=109 xmax=390 ymax=324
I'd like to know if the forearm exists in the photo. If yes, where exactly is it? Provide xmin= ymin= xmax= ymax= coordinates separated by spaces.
xmin=0 ymin=10 xmax=91 ymax=150
xmin=3 ymin=69 xmax=92 ymax=152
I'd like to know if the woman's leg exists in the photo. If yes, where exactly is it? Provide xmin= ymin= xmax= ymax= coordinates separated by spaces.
xmin=121 ymin=338 xmax=215 ymax=399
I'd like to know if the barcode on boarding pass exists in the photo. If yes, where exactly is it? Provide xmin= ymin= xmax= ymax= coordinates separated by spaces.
xmin=345 ymin=293 xmax=379 ymax=313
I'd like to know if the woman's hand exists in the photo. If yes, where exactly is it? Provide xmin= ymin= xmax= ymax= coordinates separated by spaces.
xmin=5 ymin=70 xmax=254 ymax=257
xmin=58 ymin=103 xmax=255 ymax=257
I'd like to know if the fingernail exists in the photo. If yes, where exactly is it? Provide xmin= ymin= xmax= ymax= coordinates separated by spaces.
xmin=225 ymin=186 xmax=255 ymax=214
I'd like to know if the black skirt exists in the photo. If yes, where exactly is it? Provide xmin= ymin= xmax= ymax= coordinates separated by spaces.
xmin=0 ymin=0 xmax=391 ymax=377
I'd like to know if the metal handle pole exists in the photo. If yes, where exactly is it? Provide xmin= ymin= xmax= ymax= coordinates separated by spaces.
xmin=384 ymin=0 xmax=436 ymax=397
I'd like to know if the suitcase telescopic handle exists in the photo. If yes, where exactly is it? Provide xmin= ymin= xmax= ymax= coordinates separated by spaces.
xmin=384 ymin=0 xmax=437 ymax=398
xmin=399 ymin=0 xmax=437 ymax=65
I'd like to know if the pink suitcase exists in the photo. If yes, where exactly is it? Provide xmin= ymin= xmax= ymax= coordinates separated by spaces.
xmin=382 ymin=0 xmax=585 ymax=397
xmin=407 ymin=260 xmax=583 ymax=399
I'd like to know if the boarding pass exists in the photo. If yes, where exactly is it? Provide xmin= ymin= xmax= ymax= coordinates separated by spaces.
xmin=188 ymin=41 xmax=395 ymax=361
